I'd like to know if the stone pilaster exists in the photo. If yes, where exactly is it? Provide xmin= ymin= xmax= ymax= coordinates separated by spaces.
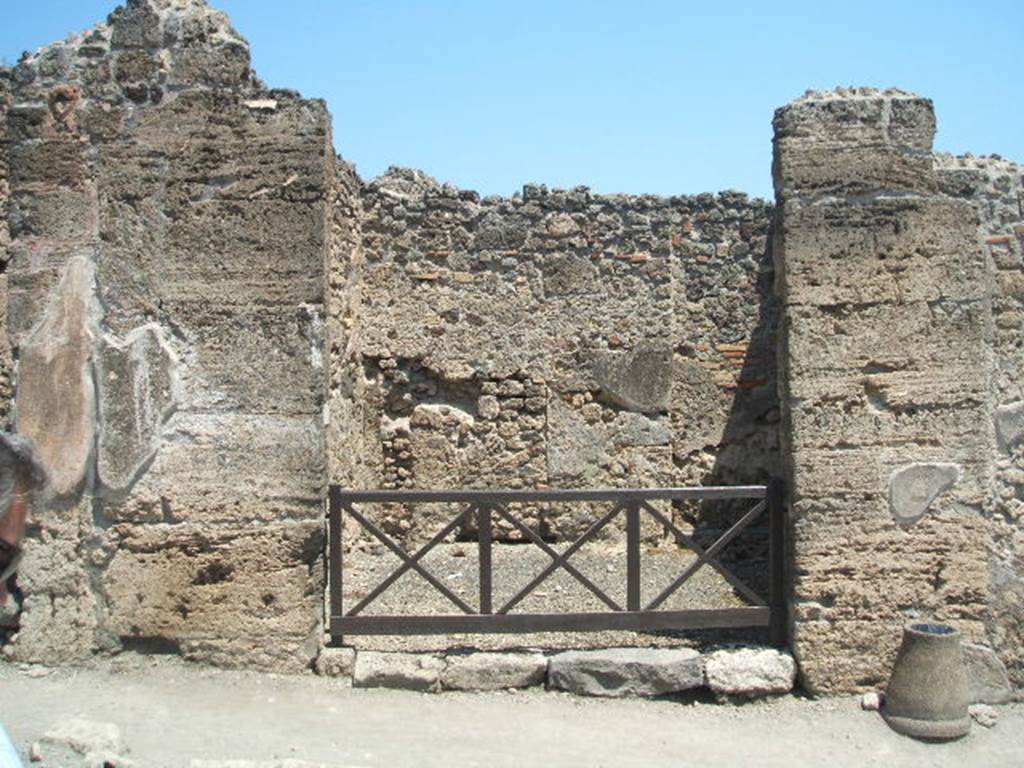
xmin=773 ymin=89 xmax=994 ymax=693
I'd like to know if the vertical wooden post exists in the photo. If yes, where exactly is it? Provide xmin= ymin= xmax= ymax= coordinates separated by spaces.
xmin=477 ymin=504 xmax=493 ymax=614
xmin=767 ymin=478 xmax=787 ymax=648
xmin=328 ymin=486 xmax=344 ymax=639
xmin=626 ymin=502 xmax=641 ymax=612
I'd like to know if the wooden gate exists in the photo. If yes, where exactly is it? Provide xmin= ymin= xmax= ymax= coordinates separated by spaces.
xmin=328 ymin=483 xmax=786 ymax=645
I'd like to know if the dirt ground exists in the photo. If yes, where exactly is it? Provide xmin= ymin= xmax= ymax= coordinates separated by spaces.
xmin=0 ymin=654 xmax=1021 ymax=768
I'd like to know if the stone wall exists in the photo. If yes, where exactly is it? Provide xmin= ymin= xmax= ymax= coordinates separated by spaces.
xmin=774 ymin=89 xmax=998 ymax=693
xmin=936 ymin=154 xmax=1024 ymax=688
xmin=331 ymin=169 xmax=778 ymax=560
xmin=2 ymin=0 xmax=329 ymax=671
xmin=326 ymin=156 xmax=368 ymax=493
xmin=0 ymin=69 xmax=11 ymax=429
xmin=2 ymin=1 xmax=1021 ymax=693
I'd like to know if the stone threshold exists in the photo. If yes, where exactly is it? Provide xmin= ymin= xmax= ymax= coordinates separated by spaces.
xmin=315 ymin=644 xmax=797 ymax=699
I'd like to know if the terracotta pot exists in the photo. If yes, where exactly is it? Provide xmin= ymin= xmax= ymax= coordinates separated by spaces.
xmin=881 ymin=622 xmax=971 ymax=740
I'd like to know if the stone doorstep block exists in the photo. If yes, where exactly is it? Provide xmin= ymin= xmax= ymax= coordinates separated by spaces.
xmin=441 ymin=651 xmax=547 ymax=691
xmin=962 ymin=643 xmax=1013 ymax=705
xmin=340 ymin=647 xmax=801 ymax=699
xmin=704 ymin=648 xmax=797 ymax=697
xmin=314 ymin=646 xmax=356 ymax=679
xmin=547 ymin=647 xmax=703 ymax=698
xmin=352 ymin=651 xmax=444 ymax=692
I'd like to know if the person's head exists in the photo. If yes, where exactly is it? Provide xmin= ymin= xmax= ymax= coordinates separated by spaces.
xmin=0 ymin=433 xmax=48 ymax=519
xmin=0 ymin=433 xmax=48 ymax=585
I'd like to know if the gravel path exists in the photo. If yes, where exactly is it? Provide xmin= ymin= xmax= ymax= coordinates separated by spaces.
xmin=0 ymin=656 xmax=1020 ymax=768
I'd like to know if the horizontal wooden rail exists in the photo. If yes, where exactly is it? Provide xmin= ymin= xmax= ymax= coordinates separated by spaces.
xmin=331 ymin=608 xmax=770 ymax=635
xmin=333 ymin=486 xmax=766 ymax=504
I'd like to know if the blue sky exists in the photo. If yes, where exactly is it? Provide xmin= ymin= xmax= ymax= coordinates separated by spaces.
xmin=3 ymin=1 xmax=1022 ymax=199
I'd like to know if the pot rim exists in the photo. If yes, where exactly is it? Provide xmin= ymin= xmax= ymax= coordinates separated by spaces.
xmin=904 ymin=621 xmax=960 ymax=638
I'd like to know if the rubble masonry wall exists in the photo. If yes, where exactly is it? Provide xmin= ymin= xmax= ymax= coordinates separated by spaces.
xmin=0 ymin=1 xmax=1019 ymax=694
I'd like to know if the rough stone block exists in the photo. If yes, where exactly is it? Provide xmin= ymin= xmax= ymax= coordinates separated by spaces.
xmin=103 ymin=521 xmax=322 ymax=672
xmin=547 ymin=647 xmax=702 ymax=697
xmin=109 ymin=0 xmax=162 ymax=49
xmin=159 ymin=200 xmax=324 ymax=308
xmin=962 ymin=643 xmax=1012 ymax=704
xmin=790 ymin=449 xmax=986 ymax=508
xmin=97 ymin=412 xmax=323 ymax=524
xmin=590 ymin=349 xmax=672 ymax=413
xmin=784 ymin=301 xmax=990 ymax=381
xmin=8 ymin=138 xmax=87 ymax=188
xmin=888 ymin=463 xmax=960 ymax=526
xmin=8 ymin=541 xmax=101 ymax=665
xmin=787 ymin=375 xmax=990 ymax=455
xmin=441 ymin=652 xmax=547 ymax=691
xmin=773 ymin=89 xmax=937 ymax=196
xmin=353 ymin=652 xmax=444 ymax=692
xmin=704 ymin=647 xmax=797 ymax=696
xmin=172 ymin=39 xmax=251 ymax=89
xmin=314 ymin=647 xmax=356 ymax=679
xmin=778 ymin=198 xmax=984 ymax=308
xmin=43 ymin=718 xmax=124 ymax=758
xmin=995 ymin=401 xmax=1024 ymax=452
xmin=8 ymin=187 xmax=97 ymax=240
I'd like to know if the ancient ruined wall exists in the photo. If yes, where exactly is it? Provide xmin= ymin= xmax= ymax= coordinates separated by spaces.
xmin=326 ymin=157 xmax=368 ymax=491
xmin=3 ymin=0 xmax=329 ymax=670
xmin=329 ymin=169 xmax=778 ymax=547
xmin=774 ymin=90 xmax=996 ymax=693
xmin=9 ymin=1 xmax=1021 ymax=691
xmin=0 ymin=69 xmax=11 ymax=428
xmin=936 ymin=154 xmax=1024 ymax=688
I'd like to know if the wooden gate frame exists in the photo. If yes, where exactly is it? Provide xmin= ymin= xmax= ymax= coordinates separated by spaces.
xmin=328 ymin=483 xmax=787 ymax=646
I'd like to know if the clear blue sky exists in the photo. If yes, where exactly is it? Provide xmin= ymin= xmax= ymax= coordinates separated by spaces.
xmin=3 ymin=1 xmax=1022 ymax=199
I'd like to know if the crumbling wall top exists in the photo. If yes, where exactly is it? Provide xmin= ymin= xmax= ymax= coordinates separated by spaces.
xmin=10 ymin=0 xmax=258 ymax=101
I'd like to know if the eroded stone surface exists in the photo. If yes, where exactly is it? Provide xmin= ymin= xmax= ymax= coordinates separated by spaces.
xmin=42 ymin=717 xmax=124 ymax=757
xmin=547 ymin=647 xmax=702 ymax=697
xmin=888 ymin=463 xmax=960 ymax=526
xmin=102 ymin=521 xmax=323 ymax=672
xmin=704 ymin=648 xmax=796 ymax=696
xmin=0 ymin=74 xmax=11 ymax=430
xmin=441 ymin=651 xmax=547 ymax=691
xmin=97 ymin=323 xmax=179 ymax=492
